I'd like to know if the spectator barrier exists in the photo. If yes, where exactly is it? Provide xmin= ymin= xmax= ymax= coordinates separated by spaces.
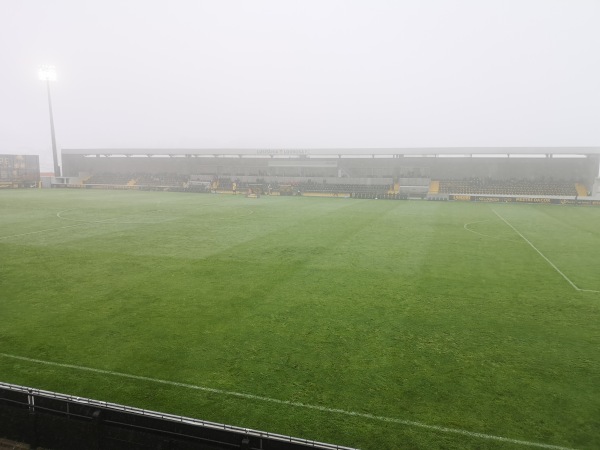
xmin=0 ymin=382 xmax=356 ymax=450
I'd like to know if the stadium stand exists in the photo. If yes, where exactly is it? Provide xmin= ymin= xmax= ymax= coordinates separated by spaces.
xmin=428 ymin=180 xmax=440 ymax=194
xmin=78 ymin=173 xmax=589 ymax=199
xmin=58 ymin=149 xmax=600 ymax=200
xmin=437 ymin=178 xmax=579 ymax=196
xmin=575 ymin=183 xmax=588 ymax=197
xmin=298 ymin=181 xmax=392 ymax=196
xmin=134 ymin=173 xmax=188 ymax=188
xmin=84 ymin=173 xmax=135 ymax=187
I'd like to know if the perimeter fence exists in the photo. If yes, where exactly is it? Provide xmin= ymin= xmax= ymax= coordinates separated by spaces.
xmin=0 ymin=382 xmax=357 ymax=450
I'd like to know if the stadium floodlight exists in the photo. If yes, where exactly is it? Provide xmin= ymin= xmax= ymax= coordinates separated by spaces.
xmin=39 ymin=65 xmax=60 ymax=177
xmin=38 ymin=65 xmax=57 ymax=82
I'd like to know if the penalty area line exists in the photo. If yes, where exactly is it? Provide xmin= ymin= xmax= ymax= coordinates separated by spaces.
xmin=0 ymin=353 xmax=576 ymax=450
xmin=492 ymin=209 xmax=599 ymax=293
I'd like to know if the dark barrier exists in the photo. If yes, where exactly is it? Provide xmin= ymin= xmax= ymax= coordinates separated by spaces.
xmin=0 ymin=383 xmax=356 ymax=450
xmin=448 ymin=195 xmax=600 ymax=206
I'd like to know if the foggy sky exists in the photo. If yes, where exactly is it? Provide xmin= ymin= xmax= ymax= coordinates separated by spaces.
xmin=1 ymin=0 xmax=599 ymax=171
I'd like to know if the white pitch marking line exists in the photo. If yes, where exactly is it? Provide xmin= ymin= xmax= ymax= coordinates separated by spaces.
xmin=57 ymin=209 xmax=121 ymax=223
xmin=57 ymin=208 xmax=176 ymax=225
xmin=0 ymin=353 xmax=576 ymax=450
xmin=0 ymin=223 xmax=89 ymax=240
xmin=0 ymin=209 xmax=115 ymax=240
xmin=463 ymin=219 xmax=522 ymax=243
xmin=492 ymin=209 xmax=599 ymax=293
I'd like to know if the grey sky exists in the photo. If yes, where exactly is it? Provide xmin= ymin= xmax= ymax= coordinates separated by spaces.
xmin=1 ymin=0 xmax=599 ymax=170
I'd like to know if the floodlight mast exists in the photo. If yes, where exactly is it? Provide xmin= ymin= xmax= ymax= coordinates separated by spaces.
xmin=38 ymin=65 xmax=60 ymax=177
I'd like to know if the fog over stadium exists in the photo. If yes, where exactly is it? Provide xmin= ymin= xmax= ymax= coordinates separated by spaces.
xmin=3 ymin=3 xmax=600 ymax=449
xmin=1 ymin=0 xmax=599 ymax=172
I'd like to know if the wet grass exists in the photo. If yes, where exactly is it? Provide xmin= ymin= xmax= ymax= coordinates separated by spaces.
xmin=1 ymin=189 xmax=599 ymax=449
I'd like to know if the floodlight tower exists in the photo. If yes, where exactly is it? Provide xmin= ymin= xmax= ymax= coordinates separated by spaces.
xmin=38 ymin=65 xmax=61 ymax=177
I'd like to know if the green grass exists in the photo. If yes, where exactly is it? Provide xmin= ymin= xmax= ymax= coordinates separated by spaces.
xmin=1 ymin=189 xmax=599 ymax=449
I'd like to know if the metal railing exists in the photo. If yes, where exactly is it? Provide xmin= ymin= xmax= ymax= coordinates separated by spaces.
xmin=0 ymin=382 xmax=357 ymax=450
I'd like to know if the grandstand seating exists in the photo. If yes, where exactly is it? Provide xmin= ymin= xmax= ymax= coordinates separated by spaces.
xmin=80 ymin=172 xmax=587 ymax=199
xmin=134 ymin=173 xmax=188 ymax=187
xmin=210 ymin=178 xmax=394 ymax=197
xmin=428 ymin=180 xmax=440 ymax=194
xmin=84 ymin=173 xmax=135 ymax=186
xmin=575 ymin=183 xmax=588 ymax=197
xmin=298 ymin=182 xmax=392 ymax=195
xmin=438 ymin=178 xmax=579 ymax=196
xmin=84 ymin=173 xmax=189 ymax=189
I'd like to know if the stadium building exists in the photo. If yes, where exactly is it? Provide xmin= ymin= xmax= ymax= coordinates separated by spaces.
xmin=57 ymin=147 xmax=600 ymax=202
xmin=0 ymin=154 xmax=40 ymax=188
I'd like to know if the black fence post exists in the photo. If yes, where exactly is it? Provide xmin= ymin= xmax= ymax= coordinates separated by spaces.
xmin=92 ymin=409 xmax=103 ymax=450
xmin=27 ymin=390 xmax=38 ymax=449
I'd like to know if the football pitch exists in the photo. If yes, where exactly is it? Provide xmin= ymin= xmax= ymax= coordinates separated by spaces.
xmin=1 ymin=189 xmax=599 ymax=449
